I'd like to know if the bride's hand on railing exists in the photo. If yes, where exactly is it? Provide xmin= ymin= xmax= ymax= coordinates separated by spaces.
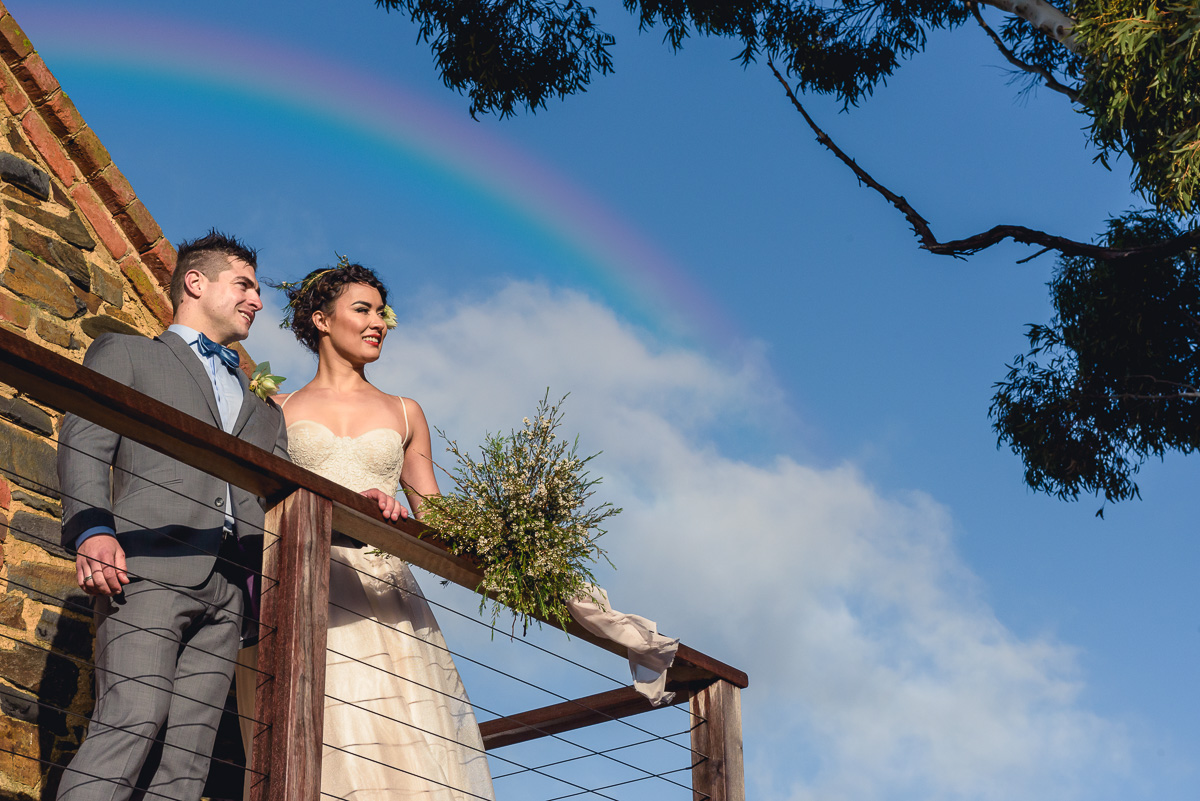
xmin=360 ymin=489 xmax=409 ymax=522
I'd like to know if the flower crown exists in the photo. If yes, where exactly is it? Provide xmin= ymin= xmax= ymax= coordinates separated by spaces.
xmin=278 ymin=255 xmax=397 ymax=331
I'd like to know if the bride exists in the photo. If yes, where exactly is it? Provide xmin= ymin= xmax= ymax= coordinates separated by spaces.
xmin=237 ymin=261 xmax=495 ymax=800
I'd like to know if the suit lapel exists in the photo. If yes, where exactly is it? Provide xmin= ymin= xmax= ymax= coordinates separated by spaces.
xmin=158 ymin=330 xmax=222 ymax=426
xmin=232 ymin=370 xmax=256 ymax=436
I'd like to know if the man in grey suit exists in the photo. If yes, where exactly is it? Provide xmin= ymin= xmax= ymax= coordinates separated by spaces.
xmin=56 ymin=231 xmax=288 ymax=801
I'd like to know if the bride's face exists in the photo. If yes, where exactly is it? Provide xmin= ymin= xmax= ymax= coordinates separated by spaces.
xmin=314 ymin=282 xmax=388 ymax=362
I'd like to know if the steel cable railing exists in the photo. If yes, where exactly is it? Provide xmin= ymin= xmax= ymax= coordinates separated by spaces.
xmin=2 ymin=446 xmax=709 ymax=801
xmin=1 ymin=457 xmax=699 ymax=800
xmin=0 ymin=328 xmax=746 ymax=801
xmin=0 ymin=466 xmax=272 ymax=798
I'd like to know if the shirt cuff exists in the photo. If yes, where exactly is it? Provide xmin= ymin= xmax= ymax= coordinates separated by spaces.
xmin=76 ymin=526 xmax=115 ymax=549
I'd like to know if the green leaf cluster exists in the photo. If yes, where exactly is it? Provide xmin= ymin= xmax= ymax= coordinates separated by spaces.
xmin=1075 ymin=1 xmax=1200 ymax=215
xmin=375 ymin=0 xmax=972 ymax=115
xmin=991 ymin=211 xmax=1200 ymax=501
xmin=377 ymin=0 xmax=617 ymax=117
xmin=420 ymin=392 xmax=619 ymax=631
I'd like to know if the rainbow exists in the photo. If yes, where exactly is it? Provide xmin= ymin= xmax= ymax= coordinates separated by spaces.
xmin=17 ymin=4 xmax=737 ymax=346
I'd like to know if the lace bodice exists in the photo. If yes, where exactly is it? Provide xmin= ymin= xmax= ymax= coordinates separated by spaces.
xmin=286 ymin=420 xmax=405 ymax=496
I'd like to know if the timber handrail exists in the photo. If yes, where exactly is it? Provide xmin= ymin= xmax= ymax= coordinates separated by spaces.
xmin=0 ymin=326 xmax=748 ymax=689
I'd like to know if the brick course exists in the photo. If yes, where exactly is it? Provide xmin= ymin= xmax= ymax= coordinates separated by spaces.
xmin=37 ymin=91 xmax=84 ymax=139
xmin=19 ymin=110 xmax=77 ymax=187
xmin=68 ymin=182 xmax=129 ymax=262
xmin=11 ymin=53 xmax=58 ymax=107
xmin=63 ymin=126 xmax=111 ymax=179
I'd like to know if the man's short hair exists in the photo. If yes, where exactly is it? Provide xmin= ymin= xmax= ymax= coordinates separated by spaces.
xmin=169 ymin=229 xmax=259 ymax=311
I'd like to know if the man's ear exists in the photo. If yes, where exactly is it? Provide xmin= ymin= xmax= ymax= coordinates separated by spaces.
xmin=182 ymin=269 xmax=207 ymax=300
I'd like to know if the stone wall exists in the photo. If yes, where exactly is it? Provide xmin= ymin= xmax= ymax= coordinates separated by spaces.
xmin=0 ymin=4 xmax=191 ymax=799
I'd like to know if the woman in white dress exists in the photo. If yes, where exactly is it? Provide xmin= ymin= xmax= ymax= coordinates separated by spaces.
xmin=238 ymin=262 xmax=494 ymax=800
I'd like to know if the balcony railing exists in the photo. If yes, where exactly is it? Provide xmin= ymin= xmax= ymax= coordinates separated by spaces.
xmin=0 ymin=325 xmax=747 ymax=801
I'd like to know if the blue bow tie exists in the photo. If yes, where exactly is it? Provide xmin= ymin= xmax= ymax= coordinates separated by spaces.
xmin=196 ymin=332 xmax=240 ymax=370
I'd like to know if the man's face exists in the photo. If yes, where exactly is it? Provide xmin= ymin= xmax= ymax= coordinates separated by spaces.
xmin=193 ymin=257 xmax=262 ymax=345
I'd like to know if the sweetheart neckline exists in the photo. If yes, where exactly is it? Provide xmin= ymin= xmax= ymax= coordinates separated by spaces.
xmin=287 ymin=420 xmax=404 ymax=441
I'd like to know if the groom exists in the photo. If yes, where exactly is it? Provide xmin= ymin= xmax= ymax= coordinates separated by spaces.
xmin=56 ymin=230 xmax=288 ymax=801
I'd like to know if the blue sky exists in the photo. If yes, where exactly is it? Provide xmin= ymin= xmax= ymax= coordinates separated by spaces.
xmin=12 ymin=1 xmax=1200 ymax=798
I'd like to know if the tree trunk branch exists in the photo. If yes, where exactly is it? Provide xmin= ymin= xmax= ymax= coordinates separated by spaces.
xmin=967 ymin=2 xmax=1079 ymax=101
xmin=767 ymin=61 xmax=1200 ymax=264
xmin=976 ymin=0 xmax=1077 ymax=50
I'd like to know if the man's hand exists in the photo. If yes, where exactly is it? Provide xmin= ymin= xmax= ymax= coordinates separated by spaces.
xmin=360 ymin=489 xmax=409 ymax=522
xmin=76 ymin=534 xmax=129 ymax=595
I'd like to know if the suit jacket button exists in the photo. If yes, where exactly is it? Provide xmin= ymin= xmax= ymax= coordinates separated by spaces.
xmin=215 ymin=498 xmax=225 ymax=507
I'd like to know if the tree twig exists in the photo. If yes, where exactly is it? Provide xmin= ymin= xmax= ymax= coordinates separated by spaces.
xmin=967 ymin=1 xmax=1079 ymax=102
xmin=976 ymin=0 xmax=1077 ymax=51
xmin=767 ymin=61 xmax=1200 ymax=264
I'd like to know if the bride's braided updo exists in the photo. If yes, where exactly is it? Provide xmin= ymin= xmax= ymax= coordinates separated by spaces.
xmin=279 ymin=261 xmax=391 ymax=353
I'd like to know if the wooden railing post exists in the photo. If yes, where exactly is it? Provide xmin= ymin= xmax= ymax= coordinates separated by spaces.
xmin=690 ymin=680 xmax=745 ymax=801
xmin=250 ymin=489 xmax=332 ymax=801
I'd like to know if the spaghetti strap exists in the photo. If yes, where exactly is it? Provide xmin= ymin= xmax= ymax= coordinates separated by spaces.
xmin=276 ymin=393 xmax=295 ymax=409
xmin=398 ymin=397 xmax=410 ymax=445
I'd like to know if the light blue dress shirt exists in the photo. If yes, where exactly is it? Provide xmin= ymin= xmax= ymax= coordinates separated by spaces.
xmin=76 ymin=324 xmax=244 ymax=548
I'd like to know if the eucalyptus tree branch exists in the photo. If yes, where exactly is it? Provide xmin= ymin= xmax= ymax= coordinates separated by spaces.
xmin=1111 ymin=392 xmax=1200 ymax=400
xmin=976 ymin=0 xmax=1077 ymax=50
xmin=967 ymin=1 xmax=1080 ymax=101
xmin=767 ymin=61 xmax=1200 ymax=264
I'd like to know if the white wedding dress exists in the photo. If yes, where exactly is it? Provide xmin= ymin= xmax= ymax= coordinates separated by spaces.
xmin=278 ymin=404 xmax=494 ymax=800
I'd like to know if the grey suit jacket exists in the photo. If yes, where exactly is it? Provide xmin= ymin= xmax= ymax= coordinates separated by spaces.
xmin=58 ymin=331 xmax=289 ymax=588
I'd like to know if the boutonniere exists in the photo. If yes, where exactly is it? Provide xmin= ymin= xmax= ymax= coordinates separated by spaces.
xmin=249 ymin=361 xmax=285 ymax=400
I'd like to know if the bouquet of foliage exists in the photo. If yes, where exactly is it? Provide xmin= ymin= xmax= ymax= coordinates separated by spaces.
xmin=420 ymin=392 xmax=619 ymax=632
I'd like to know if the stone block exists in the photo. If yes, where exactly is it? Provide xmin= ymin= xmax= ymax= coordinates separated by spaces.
xmin=71 ymin=285 xmax=101 ymax=316
xmin=35 ymin=315 xmax=72 ymax=349
xmin=0 ymin=684 xmax=39 ymax=725
xmin=113 ymin=200 xmax=162 ymax=252
xmin=0 ymin=479 xmax=10 ymax=510
xmin=4 ymin=127 xmax=39 ymax=167
xmin=64 ymin=127 xmax=111 ymax=180
xmin=89 ymin=266 xmax=122 ymax=308
xmin=20 ymin=111 xmax=77 ymax=189
xmin=0 ymin=15 xmax=35 ymax=62
xmin=0 ymin=292 xmax=31 ymax=329
xmin=0 ymin=183 xmax=42 ymax=205
xmin=5 ymin=560 xmax=84 ymax=612
xmin=9 ymin=220 xmax=91 ymax=289
xmin=0 ymin=153 xmax=50 ymax=202
xmin=4 ymin=199 xmax=94 ymax=250
xmin=12 ymin=53 xmax=59 ymax=107
xmin=0 ymin=637 xmax=80 ymax=709
xmin=0 ymin=593 xmax=24 ymax=629
xmin=0 ymin=57 xmax=27 ymax=116
xmin=0 ymin=683 xmax=65 ymax=758
xmin=79 ymin=314 xmax=141 ymax=340
xmin=38 ymin=91 xmax=85 ymax=138
xmin=91 ymin=164 xmax=136 ymax=213
xmin=0 ymin=714 xmax=41 ymax=787
xmin=10 ymin=489 xmax=59 ymax=517
xmin=51 ymin=182 xmax=71 ymax=209
xmin=34 ymin=609 xmax=91 ymax=658
xmin=0 ymin=422 xmax=59 ymax=499
xmin=8 ymin=511 xmax=68 ymax=560
xmin=2 ymin=249 xmax=85 ymax=319
xmin=0 ymin=396 xmax=53 ymax=437
xmin=68 ymin=182 xmax=127 ymax=262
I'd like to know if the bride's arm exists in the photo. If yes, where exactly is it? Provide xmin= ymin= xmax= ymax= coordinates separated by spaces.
xmin=398 ymin=398 xmax=439 ymax=520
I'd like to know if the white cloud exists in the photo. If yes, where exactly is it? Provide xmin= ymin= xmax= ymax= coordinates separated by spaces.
xmin=245 ymin=281 xmax=1131 ymax=800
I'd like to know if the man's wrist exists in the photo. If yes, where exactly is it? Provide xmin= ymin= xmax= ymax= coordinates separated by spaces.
xmin=76 ymin=527 xmax=115 ymax=549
